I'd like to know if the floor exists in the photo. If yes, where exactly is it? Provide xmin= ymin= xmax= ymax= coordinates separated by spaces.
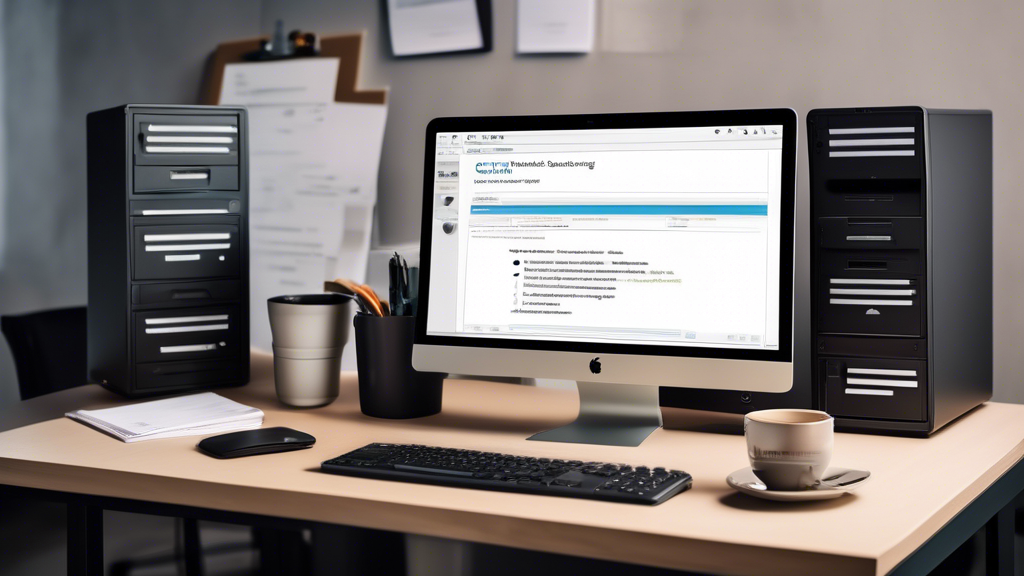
xmin=0 ymin=498 xmax=1013 ymax=575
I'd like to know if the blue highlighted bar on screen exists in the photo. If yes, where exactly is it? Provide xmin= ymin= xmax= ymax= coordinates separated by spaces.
xmin=470 ymin=205 xmax=768 ymax=216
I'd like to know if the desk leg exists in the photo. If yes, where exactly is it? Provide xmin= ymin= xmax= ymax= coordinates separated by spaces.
xmin=67 ymin=502 xmax=103 ymax=576
xmin=986 ymin=504 xmax=1014 ymax=576
xmin=182 ymin=518 xmax=204 ymax=576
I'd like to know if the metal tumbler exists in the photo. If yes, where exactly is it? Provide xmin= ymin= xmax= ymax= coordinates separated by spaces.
xmin=268 ymin=294 xmax=351 ymax=407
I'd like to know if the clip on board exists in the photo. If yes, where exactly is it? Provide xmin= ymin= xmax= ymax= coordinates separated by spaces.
xmin=384 ymin=0 xmax=492 ymax=58
xmin=200 ymin=31 xmax=387 ymax=105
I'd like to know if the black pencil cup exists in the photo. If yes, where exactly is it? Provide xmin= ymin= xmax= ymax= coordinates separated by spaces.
xmin=353 ymin=314 xmax=445 ymax=419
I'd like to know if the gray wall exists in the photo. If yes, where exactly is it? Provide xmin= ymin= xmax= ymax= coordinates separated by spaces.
xmin=260 ymin=0 xmax=1024 ymax=403
xmin=2 ymin=0 xmax=1022 ymax=405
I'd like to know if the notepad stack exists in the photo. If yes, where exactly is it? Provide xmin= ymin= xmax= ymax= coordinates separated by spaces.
xmin=66 ymin=392 xmax=263 ymax=443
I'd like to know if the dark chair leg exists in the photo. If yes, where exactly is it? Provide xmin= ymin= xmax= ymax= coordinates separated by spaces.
xmin=67 ymin=502 xmax=103 ymax=576
xmin=183 ymin=518 xmax=204 ymax=576
xmin=986 ymin=504 xmax=1014 ymax=576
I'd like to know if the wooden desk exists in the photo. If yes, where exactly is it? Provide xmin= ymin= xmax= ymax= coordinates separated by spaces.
xmin=1 ymin=352 xmax=1022 ymax=576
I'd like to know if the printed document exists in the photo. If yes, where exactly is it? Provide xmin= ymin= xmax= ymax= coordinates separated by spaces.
xmin=220 ymin=59 xmax=388 ymax=350
xmin=517 ymin=0 xmax=595 ymax=54
xmin=387 ymin=0 xmax=484 ymax=56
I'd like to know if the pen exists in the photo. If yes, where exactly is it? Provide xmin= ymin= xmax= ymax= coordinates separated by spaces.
xmin=401 ymin=256 xmax=410 ymax=308
xmin=389 ymin=253 xmax=404 ymax=317
xmin=407 ymin=266 xmax=419 ymax=316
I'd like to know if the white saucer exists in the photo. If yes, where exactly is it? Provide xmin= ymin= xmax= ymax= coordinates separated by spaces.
xmin=727 ymin=466 xmax=870 ymax=501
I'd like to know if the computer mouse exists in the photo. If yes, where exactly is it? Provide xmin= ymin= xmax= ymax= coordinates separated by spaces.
xmin=197 ymin=427 xmax=316 ymax=459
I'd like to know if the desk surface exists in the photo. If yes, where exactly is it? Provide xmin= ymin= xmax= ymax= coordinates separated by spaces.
xmin=1 ymin=352 xmax=1021 ymax=576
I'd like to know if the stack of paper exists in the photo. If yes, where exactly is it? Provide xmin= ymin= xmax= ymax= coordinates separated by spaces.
xmin=66 ymin=393 xmax=263 ymax=443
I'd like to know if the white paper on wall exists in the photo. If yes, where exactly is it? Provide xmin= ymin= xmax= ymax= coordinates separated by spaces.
xmin=517 ymin=0 xmax=595 ymax=54
xmin=220 ymin=60 xmax=388 ymax=351
xmin=386 ymin=0 xmax=484 ymax=56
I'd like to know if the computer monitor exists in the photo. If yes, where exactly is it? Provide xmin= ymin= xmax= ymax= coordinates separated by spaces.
xmin=413 ymin=109 xmax=797 ymax=446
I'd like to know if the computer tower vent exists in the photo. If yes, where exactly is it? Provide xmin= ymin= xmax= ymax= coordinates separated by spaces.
xmin=827 ymin=125 xmax=917 ymax=158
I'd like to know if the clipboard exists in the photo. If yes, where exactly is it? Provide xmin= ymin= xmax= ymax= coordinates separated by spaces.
xmin=200 ymin=32 xmax=387 ymax=105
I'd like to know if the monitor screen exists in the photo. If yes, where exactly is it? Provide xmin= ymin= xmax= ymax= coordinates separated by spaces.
xmin=419 ymin=112 xmax=794 ymax=362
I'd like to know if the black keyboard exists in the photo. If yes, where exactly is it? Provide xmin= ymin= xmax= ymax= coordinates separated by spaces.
xmin=321 ymin=443 xmax=692 ymax=505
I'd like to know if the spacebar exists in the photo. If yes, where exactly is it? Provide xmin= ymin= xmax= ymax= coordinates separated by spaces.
xmin=393 ymin=464 xmax=475 ymax=477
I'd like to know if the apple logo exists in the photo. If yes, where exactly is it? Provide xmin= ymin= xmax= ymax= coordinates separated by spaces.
xmin=589 ymin=357 xmax=601 ymax=374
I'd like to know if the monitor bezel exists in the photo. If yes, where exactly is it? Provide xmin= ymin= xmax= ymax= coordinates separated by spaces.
xmin=415 ymin=109 xmax=797 ymax=363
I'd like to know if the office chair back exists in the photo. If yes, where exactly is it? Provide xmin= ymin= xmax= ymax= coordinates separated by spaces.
xmin=1 ymin=306 xmax=88 ymax=400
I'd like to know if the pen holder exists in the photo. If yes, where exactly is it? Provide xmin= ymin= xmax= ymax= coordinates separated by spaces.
xmin=353 ymin=314 xmax=445 ymax=419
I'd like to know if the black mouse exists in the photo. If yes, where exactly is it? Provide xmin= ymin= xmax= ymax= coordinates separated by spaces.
xmin=197 ymin=427 xmax=316 ymax=459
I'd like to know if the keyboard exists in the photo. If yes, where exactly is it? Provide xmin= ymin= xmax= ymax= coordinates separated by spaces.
xmin=321 ymin=443 xmax=692 ymax=505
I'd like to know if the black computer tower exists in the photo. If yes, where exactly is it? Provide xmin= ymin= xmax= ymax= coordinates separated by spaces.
xmin=808 ymin=106 xmax=991 ymax=435
xmin=87 ymin=104 xmax=249 ymax=397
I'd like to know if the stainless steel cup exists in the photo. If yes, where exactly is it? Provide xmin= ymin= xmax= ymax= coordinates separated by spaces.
xmin=744 ymin=409 xmax=834 ymax=491
xmin=268 ymin=294 xmax=351 ymax=407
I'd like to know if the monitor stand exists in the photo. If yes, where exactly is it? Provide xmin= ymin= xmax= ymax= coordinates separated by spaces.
xmin=527 ymin=382 xmax=663 ymax=447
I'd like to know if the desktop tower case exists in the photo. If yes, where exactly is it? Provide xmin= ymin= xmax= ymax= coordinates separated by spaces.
xmin=87 ymin=105 xmax=249 ymax=397
xmin=661 ymin=107 xmax=992 ymax=437
xmin=807 ymin=107 xmax=991 ymax=435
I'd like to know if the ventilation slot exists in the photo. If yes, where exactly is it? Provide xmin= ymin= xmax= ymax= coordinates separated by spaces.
xmin=829 ymin=138 xmax=915 ymax=147
xmin=828 ymin=127 xmax=915 ymax=157
xmin=830 ymin=278 xmax=910 ymax=285
xmin=146 ymin=146 xmax=230 ymax=154
xmin=169 ymin=170 xmax=210 ymax=181
xmin=145 ymin=315 xmax=229 ymax=325
xmin=830 ymin=288 xmax=915 ymax=296
xmin=828 ymin=127 xmax=914 ymax=135
xmin=145 ymin=243 xmax=231 ymax=252
xmin=144 ymin=233 xmax=230 ymax=242
xmin=141 ymin=123 xmax=237 ymax=154
xmin=845 ymin=388 xmax=893 ymax=396
xmin=829 ymin=278 xmax=916 ymax=307
xmin=147 ymin=125 xmax=237 ymax=133
xmin=160 ymin=343 xmax=219 ymax=354
xmin=141 ymin=209 xmax=229 ymax=216
xmin=845 ymin=367 xmax=918 ymax=391
xmin=145 ymin=324 xmax=229 ymax=335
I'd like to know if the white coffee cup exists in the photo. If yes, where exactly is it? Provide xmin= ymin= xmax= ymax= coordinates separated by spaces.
xmin=744 ymin=409 xmax=834 ymax=491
